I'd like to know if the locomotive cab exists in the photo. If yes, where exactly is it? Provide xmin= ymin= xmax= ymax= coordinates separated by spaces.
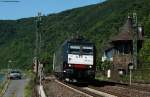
xmin=54 ymin=37 xmax=96 ymax=82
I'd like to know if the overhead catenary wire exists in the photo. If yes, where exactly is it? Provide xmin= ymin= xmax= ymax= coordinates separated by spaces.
xmin=0 ymin=0 xmax=20 ymax=2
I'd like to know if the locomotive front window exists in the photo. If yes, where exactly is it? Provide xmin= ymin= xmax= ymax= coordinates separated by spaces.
xmin=82 ymin=46 xmax=93 ymax=54
xmin=69 ymin=45 xmax=80 ymax=54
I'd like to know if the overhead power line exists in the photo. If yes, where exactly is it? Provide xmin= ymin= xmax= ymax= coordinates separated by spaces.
xmin=0 ymin=0 xmax=20 ymax=2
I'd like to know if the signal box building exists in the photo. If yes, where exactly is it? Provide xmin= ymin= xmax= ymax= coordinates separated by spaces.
xmin=102 ymin=16 xmax=144 ymax=75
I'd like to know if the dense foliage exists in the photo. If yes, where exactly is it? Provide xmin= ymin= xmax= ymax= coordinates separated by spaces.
xmin=0 ymin=0 xmax=150 ymax=73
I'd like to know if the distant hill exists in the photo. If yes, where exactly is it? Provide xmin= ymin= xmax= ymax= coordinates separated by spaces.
xmin=0 ymin=0 xmax=150 ymax=72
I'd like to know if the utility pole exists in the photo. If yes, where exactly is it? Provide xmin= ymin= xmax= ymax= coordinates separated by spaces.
xmin=129 ymin=63 xmax=133 ymax=85
xmin=132 ymin=12 xmax=138 ymax=69
xmin=34 ymin=12 xmax=42 ymax=85
xmin=35 ymin=12 xmax=42 ymax=59
xmin=8 ymin=60 xmax=12 ymax=74
xmin=53 ymin=53 xmax=55 ymax=72
xmin=34 ymin=13 xmax=43 ymax=97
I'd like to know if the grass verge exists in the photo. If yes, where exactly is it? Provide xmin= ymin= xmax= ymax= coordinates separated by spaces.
xmin=24 ymin=70 xmax=36 ymax=97
xmin=0 ymin=79 xmax=10 ymax=97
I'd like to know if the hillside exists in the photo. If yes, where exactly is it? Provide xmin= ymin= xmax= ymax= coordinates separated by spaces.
xmin=0 ymin=0 xmax=150 ymax=73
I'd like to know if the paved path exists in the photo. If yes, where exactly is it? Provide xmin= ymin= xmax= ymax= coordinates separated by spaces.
xmin=3 ymin=79 xmax=28 ymax=97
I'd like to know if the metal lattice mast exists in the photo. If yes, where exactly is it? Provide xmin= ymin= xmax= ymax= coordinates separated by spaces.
xmin=35 ymin=12 xmax=42 ymax=59
xmin=34 ymin=12 xmax=42 ymax=78
xmin=132 ymin=12 xmax=138 ymax=69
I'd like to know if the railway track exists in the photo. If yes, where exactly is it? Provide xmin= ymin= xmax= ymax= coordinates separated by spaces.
xmin=87 ymin=80 xmax=150 ymax=97
xmin=43 ymin=76 xmax=117 ymax=97
xmin=57 ymin=79 xmax=150 ymax=97
xmin=43 ymin=76 xmax=150 ymax=97
xmin=55 ymin=79 xmax=117 ymax=97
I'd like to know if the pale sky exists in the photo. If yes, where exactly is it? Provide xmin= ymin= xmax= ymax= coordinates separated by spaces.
xmin=0 ymin=0 xmax=105 ymax=20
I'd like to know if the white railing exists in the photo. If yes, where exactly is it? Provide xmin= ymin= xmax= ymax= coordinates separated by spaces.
xmin=38 ymin=85 xmax=47 ymax=97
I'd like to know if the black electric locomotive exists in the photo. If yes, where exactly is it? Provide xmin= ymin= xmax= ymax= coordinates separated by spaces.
xmin=53 ymin=36 xmax=96 ymax=82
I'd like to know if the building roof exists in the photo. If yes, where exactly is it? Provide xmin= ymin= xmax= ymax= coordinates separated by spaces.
xmin=103 ymin=44 xmax=114 ymax=51
xmin=111 ymin=16 xmax=144 ymax=41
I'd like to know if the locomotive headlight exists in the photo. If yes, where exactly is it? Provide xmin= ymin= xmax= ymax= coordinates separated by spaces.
xmin=89 ymin=65 xmax=92 ymax=68
xmin=63 ymin=70 xmax=66 ymax=73
xmin=69 ymin=64 xmax=72 ymax=67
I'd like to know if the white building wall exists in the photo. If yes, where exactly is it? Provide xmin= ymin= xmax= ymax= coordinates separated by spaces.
xmin=102 ymin=49 xmax=113 ymax=62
